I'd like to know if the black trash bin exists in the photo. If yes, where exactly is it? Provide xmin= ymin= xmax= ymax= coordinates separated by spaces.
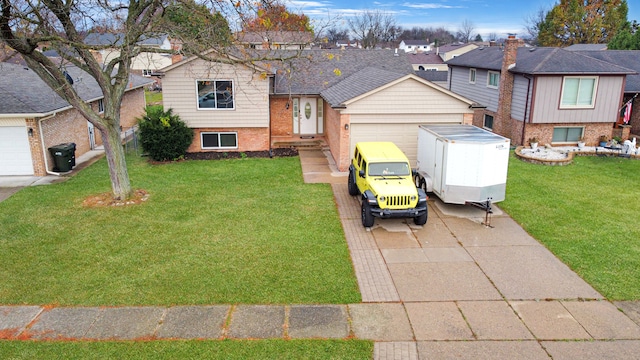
xmin=48 ymin=143 xmax=76 ymax=172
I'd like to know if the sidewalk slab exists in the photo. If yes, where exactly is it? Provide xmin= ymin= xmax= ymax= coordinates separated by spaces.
xmin=510 ymin=301 xmax=591 ymax=340
xmin=227 ymin=305 xmax=284 ymax=339
xmin=156 ymin=305 xmax=229 ymax=339
xmin=542 ymin=340 xmax=640 ymax=360
xmin=615 ymin=301 xmax=640 ymax=327
xmin=423 ymin=247 xmax=473 ymax=262
xmin=28 ymin=307 xmax=101 ymax=340
xmin=0 ymin=306 xmax=42 ymax=338
xmin=443 ymin=216 xmax=540 ymax=247
xmin=388 ymin=262 xmax=502 ymax=301
xmin=381 ymin=248 xmax=429 ymax=264
xmin=457 ymin=301 xmax=534 ymax=340
xmin=288 ymin=305 xmax=348 ymax=339
xmin=417 ymin=341 xmax=549 ymax=360
xmin=411 ymin=216 xmax=459 ymax=248
xmin=349 ymin=303 xmax=413 ymax=341
xmin=405 ymin=302 xmax=473 ymax=340
xmin=374 ymin=342 xmax=418 ymax=360
xmin=467 ymin=245 xmax=603 ymax=300
xmin=372 ymin=225 xmax=420 ymax=249
xmin=562 ymin=300 xmax=640 ymax=339
xmin=83 ymin=307 xmax=164 ymax=340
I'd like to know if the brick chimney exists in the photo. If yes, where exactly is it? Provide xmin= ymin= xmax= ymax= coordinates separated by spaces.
xmin=170 ymin=39 xmax=183 ymax=64
xmin=495 ymin=34 xmax=523 ymax=141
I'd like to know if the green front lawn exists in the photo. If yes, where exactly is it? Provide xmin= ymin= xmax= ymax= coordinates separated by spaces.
xmin=0 ymin=340 xmax=372 ymax=359
xmin=0 ymin=153 xmax=360 ymax=306
xmin=502 ymin=154 xmax=640 ymax=300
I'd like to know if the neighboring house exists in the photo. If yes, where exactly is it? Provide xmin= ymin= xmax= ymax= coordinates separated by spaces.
xmin=406 ymin=52 xmax=447 ymax=71
xmin=399 ymin=40 xmax=431 ymax=53
xmin=414 ymin=70 xmax=448 ymax=88
xmin=0 ymin=62 xmax=152 ymax=176
xmin=161 ymin=49 xmax=476 ymax=171
xmin=84 ymin=33 xmax=175 ymax=77
xmin=570 ymin=50 xmax=640 ymax=136
xmin=335 ymin=39 xmax=361 ymax=49
xmin=446 ymin=35 xmax=636 ymax=146
xmin=565 ymin=44 xmax=608 ymax=51
xmin=235 ymin=31 xmax=314 ymax=50
xmin=437 ymin=43 xmax=478 ymax=62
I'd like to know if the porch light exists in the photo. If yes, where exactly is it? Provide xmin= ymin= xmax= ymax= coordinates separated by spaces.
xmin=344 ymin=124 xmax=349 ymax=130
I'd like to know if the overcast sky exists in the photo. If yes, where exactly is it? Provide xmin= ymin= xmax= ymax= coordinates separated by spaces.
xmin=289 ymin=0 xmax=640 ymax=40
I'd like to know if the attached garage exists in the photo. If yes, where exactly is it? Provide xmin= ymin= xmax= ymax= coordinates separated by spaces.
xmin=324 ymin=73 xmax=476 ymax=171
xmin=0 ymin=119 xmax=34 ymax=176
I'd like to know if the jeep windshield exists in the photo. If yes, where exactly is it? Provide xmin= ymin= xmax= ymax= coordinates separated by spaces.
xmin=369 ymin=162 xmax=410 ymax=177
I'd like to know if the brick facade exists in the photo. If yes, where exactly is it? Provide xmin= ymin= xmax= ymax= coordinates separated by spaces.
xmin=522 ymin=122 xmax=614 ymax=147
xmin=25 ymin=87 xmax=147 ymax=176
xmin=496 ymin=35 xmax=522 ymax=143
xmin=324 ymin=104 xmax=351 ymax=172
xmin=270 ymin=97 xmax=293 ymax=137
xmin=187 ymin=127 xmax=269 ymax=153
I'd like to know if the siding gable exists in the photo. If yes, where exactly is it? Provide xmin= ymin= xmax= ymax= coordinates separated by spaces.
xmin=162 ymin=59 xmax=270 ymax=128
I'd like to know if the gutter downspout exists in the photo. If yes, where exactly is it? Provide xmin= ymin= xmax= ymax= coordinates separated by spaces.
xmin=521 ymin=75 xmax=532 ymax=146
xmin=38 ymin=114 xmax=63 ymax=176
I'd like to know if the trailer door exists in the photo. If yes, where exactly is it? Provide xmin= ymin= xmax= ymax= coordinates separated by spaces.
xmin=433 ymin=139 xmax=445 ymax=195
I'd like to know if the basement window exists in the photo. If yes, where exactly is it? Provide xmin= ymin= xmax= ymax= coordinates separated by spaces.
xmin=552 ymin=127 xmax=584 ymax=143
xmin=201 ymin=132 xmax=238 ymax=149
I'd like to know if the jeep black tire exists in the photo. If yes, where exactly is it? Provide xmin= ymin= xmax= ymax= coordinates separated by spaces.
xmin=348 ymin=168 xmax=359 ymax=196
xmin=361 ymin=201 xmax=375 ymax=228
xmin=414 ymin=208 xmax=428 ymax=226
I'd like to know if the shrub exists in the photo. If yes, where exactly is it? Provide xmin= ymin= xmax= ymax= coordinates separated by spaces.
xmin=138 ymin=107 xmax=194 ymax=161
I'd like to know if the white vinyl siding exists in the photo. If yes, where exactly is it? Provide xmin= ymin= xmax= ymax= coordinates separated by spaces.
xmin=560 ymin=76 xmax=597 ymax=108
xmin=343 ymin=78 xmax=471 ymax=115
xmin=162 ymin=59 xmax=270 ymax=128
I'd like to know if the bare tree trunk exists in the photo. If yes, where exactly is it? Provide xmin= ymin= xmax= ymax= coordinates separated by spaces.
xmin=99 ymin=124 xmax=132 ymax=200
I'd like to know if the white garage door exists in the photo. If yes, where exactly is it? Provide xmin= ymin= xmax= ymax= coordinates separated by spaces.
xmin=0 ymin=126 xmax=34 ymax=175
xmin=350 ymin=123 xmax=424 ymax=165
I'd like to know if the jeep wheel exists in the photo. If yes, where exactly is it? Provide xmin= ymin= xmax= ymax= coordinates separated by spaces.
xmin=414 ymin=208 xmax=428 ymax=226
xmin=361 ymin=201 xmax=375 ymax=228
xmin=348 ymin=168 xmax=359 ymax=196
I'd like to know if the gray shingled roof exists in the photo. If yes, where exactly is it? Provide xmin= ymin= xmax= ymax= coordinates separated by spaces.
xmin=447 ymin=46 xmax=635 ymax=76
xmin=565 ymin=44 xmax=608 ymax=51
xmin=267 ymin=49 xmax=414 ymax=99
xmin=576 ymin=50 xmax=640 ymax=92
xmin=320 ymin=67 xmax=406 ymax=107
xmin=415 ymin=70 xmax=448 ymax=82
xmin=407 ymin=52 xmax=444 ymax=65
xmin=0 ymin=62 xmax=152 ymax=115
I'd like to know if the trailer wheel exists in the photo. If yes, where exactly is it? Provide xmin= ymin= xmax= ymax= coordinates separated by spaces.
xmin=361 ymin=201 xmax=374 ymax=228
xmin=414 ymin=208 xmax=428 ymax=226
xmin=348 ymin=168 xmax=359 ymax=196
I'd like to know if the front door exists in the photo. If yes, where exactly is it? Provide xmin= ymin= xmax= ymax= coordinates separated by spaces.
xmin=299 ymin=97 xmax=317 ymax=135
xmin=87 ymin=121 xmax=95 ymax=150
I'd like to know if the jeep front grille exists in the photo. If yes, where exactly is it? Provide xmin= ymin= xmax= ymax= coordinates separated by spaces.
xmin=386 ymin=196 xmax=411 ymax=207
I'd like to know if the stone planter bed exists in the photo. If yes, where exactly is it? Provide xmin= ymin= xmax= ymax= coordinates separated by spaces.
xmin=515 ymin=145 xmax=640 ymax=166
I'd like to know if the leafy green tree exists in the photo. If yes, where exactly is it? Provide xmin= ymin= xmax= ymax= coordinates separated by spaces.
xmin=538 ymin=0 xmax=629 ymax=46
xmin=608 ymin=20 xmax=640 ymax=49
xmin=162 ymin=1 xmax=232 ymax=54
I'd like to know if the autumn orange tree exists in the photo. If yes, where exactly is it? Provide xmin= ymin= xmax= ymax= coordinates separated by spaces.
xmin=537 ymin=0 xmax=629 ymax=46
xmin=242 ymin=1 xmax=312 ymax=32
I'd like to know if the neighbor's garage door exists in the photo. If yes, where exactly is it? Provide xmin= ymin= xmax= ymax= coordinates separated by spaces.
xmin=0 ymin=123 xmax=34 ymax=176
xmin=349 ymin=123 xmax=423 ymax=165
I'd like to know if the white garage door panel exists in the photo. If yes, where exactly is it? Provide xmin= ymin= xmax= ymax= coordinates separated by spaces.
xmin=350 ymin=123 xmax=422 ymax=165
xmin=0 ymin=127 xmax=34 ymax=175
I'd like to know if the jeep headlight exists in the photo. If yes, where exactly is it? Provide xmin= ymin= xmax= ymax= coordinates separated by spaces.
xmin=410 ymin=195 xmax=417 ymax=201
xmin=378 ymin=196 xmax=386 ymax=202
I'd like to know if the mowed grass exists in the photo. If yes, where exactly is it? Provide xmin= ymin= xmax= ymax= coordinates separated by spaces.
xmin=0 ymin=339 xmax=373 ymax=359
xmin=501 ymin=153 xmax=640 ymax=300
xmin=0 ymin=153 xmax=360 ymax=305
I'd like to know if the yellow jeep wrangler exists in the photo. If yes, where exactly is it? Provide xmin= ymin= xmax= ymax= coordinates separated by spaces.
xmin=348 ymin=142 xmax=428 ymax=228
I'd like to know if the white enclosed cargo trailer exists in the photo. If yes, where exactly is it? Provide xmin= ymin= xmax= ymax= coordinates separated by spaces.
xmin=414 ymin=124 xmax=510 ymax=207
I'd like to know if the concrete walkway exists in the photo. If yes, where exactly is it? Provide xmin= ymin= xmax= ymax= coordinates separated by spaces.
xmin=2 ymin=148 xmax=640 ymax=360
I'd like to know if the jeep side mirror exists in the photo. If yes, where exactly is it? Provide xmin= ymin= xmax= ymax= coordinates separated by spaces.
xmin=359 ymin=170 xmax=365 ymax=178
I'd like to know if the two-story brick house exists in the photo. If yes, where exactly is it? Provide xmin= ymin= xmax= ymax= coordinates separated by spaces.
xmin=446 ymin=36 xmax=637 ymax=146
